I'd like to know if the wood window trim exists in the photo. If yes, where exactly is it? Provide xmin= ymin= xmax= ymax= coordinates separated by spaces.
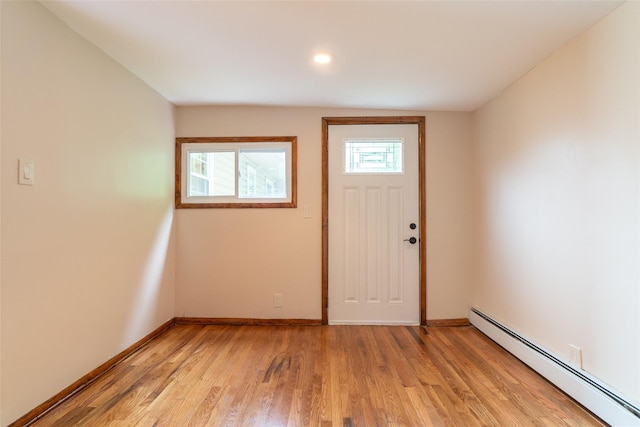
xmin=175 ymin=136 xmax=297 ymax=209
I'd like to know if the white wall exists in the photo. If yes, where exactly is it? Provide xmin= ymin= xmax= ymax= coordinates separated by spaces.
xmin=1 ymin=2 xmax=176 ymax=424
xmin=176 ymin=107 xmax=473 ymax=321
xmin=426 ymin=113 xmax=474 ymax=319
xmin=472 ymin=1 xmax=639 ymax=404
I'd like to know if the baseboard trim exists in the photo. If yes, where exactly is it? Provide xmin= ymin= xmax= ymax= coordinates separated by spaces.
xmin=469 ymin=307 xmax=640 ymax=426
xmin=425 ymin=318 xmax=470 ymax=327
xmin=9 ymin=318 xmax=176 ymax=427
xmin=175 ymin=317 xmax=323 ymax=326
xmin=328 ymin=321 xmax=420 ymax=326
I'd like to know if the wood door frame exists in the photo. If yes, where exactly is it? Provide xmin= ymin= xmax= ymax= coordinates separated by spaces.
xmin=322 ymin=116 xmax=427 ymax=325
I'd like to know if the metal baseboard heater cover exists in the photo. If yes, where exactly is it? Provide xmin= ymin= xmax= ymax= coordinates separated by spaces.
xmin=470 ymin=307 xmax=640 ymax=426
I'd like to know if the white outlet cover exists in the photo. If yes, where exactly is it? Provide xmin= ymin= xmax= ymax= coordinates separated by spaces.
xmin=569 ymin=344 xmax=582 ymax=369
xmin=274 ymin=293 xmax=283 ymax=308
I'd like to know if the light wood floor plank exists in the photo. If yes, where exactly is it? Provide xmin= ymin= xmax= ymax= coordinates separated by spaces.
xmin=29 ymin=325 xmax=605 ymax=427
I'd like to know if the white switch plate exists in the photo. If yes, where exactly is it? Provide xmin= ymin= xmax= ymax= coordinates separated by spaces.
xmin=18 ymin=159 xmax=34 ymax=186
xmin=303 ymin=204 xmax=312 ymax=218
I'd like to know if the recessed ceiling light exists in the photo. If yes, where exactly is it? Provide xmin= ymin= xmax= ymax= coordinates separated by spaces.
xmin=313 ymin=53 xmax=332 ymax=64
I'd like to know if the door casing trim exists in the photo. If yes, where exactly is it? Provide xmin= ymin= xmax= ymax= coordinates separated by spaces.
xmin=322 ymin=116 xmax=427 ymax=325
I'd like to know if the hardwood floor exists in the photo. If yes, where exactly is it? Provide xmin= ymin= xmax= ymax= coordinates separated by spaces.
xmin=30 ymin=325 xmax=605 ymax=426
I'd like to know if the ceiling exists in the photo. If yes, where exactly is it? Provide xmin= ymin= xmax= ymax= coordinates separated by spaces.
xmin=41 ymin=0 xmax=622 ymax=111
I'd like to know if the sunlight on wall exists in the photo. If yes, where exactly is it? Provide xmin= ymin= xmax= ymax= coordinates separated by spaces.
xmin=115 ymin=149 xmax=170 ymax=200
xmin=122 ymin=206 xmax=174 ymax=347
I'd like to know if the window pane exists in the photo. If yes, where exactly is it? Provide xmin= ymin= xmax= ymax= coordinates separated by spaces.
xmin=209 ymin=151 xmax=235 ymax=196
xmin=177 ymin=137 xmax=296 ymax=208
xmin=344 ymin=139 xmax=403 ymax=174
xmin=189 ymin=175 xmax=209 ymax=196
xmin=187 ymin=151 xmax=235 ymax=197
xmin=190 ymin=152 xmax=208 ymax=176
xmin=238 ymin=149 xmax=287 ymax=198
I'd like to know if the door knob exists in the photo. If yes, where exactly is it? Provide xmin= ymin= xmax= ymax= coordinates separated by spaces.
xmin=404 ymin=237 xmax=417 ymax=244
xmin=410 ymin=223 xmax=417 ymax=229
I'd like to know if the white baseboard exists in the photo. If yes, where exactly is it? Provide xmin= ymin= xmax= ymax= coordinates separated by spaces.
xmin=470 ymin=308 xmax=640 ymax=427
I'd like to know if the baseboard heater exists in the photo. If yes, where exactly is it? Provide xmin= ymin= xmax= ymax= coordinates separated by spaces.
xmin=469 ymin=307 xmax=640 ymax=426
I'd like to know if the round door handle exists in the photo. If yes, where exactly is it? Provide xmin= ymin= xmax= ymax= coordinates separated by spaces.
xmin=404 ymin=237 xmax=417 ymax=244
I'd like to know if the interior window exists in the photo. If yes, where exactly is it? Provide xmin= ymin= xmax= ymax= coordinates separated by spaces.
xmin=176 ymin=136 xmax=297 ymax=208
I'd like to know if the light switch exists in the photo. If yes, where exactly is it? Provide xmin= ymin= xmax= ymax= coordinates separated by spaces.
xmin=18 ymin=159 xmax=34 ymax=186
xmin=303 ymin=204 xmax=312 ymax=218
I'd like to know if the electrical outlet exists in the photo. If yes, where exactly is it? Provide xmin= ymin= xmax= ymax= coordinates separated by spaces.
xmin=569 ymin=344 xmax=582 ymax=369
xmin=274 ymin=293 xmax=283 ymax=308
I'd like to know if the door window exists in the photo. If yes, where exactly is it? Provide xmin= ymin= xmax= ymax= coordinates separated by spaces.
xmin=344 ymin=139 xmax=404 ymax=174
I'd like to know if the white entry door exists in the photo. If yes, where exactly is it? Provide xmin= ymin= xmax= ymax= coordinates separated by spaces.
xmin=328 ymin=124 xmax=420 ymax=325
